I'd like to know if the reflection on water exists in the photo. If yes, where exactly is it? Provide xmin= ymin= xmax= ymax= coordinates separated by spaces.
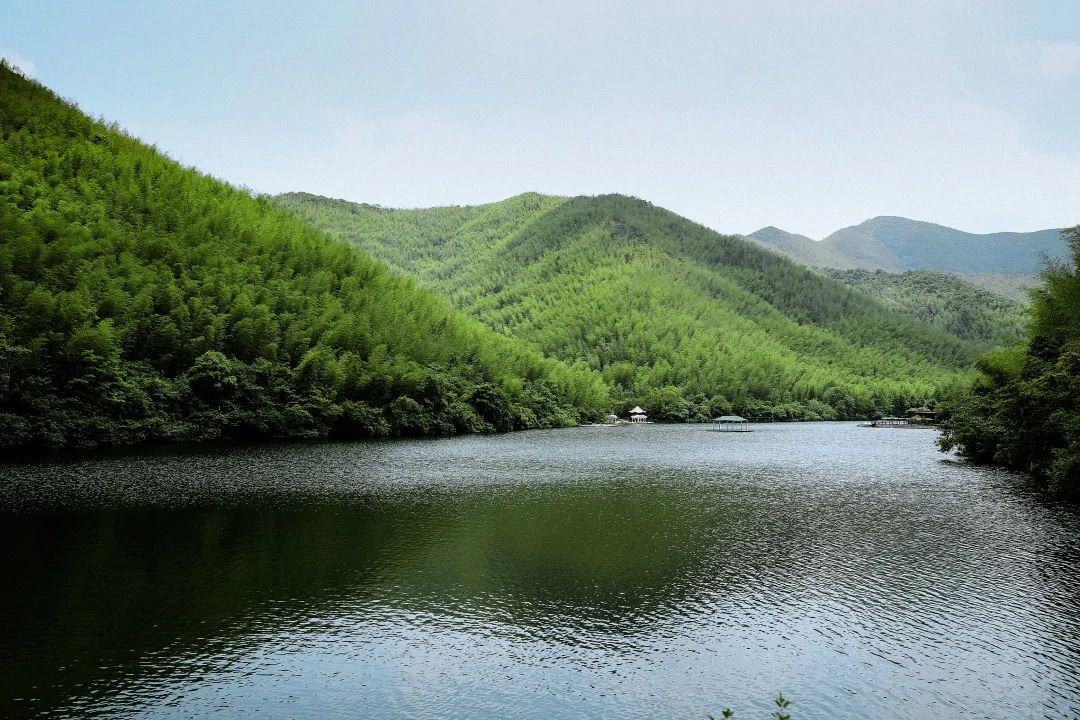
xmin=2 ymin=423 xmax=1079 ymax=718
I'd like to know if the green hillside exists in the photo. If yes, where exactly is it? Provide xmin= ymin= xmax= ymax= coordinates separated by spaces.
xmin=0 ymin=64 xmax=609 ymax=449
xmin=820 ymin=269 xmax=1026 ymax=344
xmin=279 ymin=192 xmax=980 ymax=421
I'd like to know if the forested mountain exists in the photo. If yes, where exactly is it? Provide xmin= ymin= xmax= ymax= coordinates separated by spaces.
xmin=939 ymin=227 xmax=1080 ymax=493
xmin=746 ymin=217 xmax=1066 ymax=299
xmin=820 ymin=269 xmax=1026 ymax=344
xmin=0 ymin=63 xmax=609 ymax=449
xmin=278 ymin=192 xmax=982 ymax=422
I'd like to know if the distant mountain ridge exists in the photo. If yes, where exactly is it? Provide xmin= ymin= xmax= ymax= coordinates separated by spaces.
xmin=746 ymin=216 xmax=1067 ymax=277
xmin=745 ymin=226 xmax=852 ymax=268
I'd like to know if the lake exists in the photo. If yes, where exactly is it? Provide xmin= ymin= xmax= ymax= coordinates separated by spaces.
xmin=2 ymin=422 xmax=1078 ymax=719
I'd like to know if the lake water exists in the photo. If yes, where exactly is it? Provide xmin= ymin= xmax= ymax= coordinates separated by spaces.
xmin=2 ymin=423 xmax=1078 ymax=719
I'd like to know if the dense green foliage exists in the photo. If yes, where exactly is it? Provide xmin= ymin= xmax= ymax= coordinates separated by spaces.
xmin=820 ymin=268 xmax=1026 ymax=344
xmin=279 ymin=192 xmax=981 ymax=422
xmin=0 ymin=64 xmax=610 ymax=448
xmin=938 ymin=227 xmax=1080 ymax=493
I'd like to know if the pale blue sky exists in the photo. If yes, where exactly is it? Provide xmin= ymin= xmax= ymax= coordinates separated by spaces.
xmin=3 ymin=1 xmax=1078 ymax=237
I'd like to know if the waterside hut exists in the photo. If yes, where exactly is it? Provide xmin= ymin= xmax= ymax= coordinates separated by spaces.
xmin=868 ymin=408 xmax=938 ymax=429
xmin=906 ymin=407 xmax=938 ymax=423
xmin=714 ymin=415 xmax=752 ymax=432
xmin=629 ymin=406 xmax=649 ymax=424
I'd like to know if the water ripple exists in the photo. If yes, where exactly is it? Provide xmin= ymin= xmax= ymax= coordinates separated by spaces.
xmin=1 ymin=423 xmax=1079 ymax=719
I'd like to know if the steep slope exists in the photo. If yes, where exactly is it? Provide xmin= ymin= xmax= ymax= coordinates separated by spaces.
xmin=0 ymin=64 xmax=609 ymax=449
xmin=820 ymin=269 xmax=1026 ymax=344
xmin=279 ymin=192 xmax=981 ymax=421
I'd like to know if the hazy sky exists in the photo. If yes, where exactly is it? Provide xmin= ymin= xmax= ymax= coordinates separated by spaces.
xmin=3 ymin=1 xmax=1078 ymax=238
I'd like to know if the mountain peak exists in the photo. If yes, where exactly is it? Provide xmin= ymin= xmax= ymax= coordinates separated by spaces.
xmin=821 ymin=217 xmax=1067 ymax=274
xmin=749 ymin=225 xmax=815 ymax=242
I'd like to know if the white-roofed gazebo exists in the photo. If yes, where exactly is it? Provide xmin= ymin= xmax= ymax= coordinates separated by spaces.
xmin=713 ymin=415 xmax=752 ymax=432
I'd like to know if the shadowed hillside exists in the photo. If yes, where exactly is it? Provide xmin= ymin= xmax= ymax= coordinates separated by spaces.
xmin=820 ymin=269 xmax=1026 ymax=344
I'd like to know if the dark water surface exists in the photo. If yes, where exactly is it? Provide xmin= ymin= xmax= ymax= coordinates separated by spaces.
xmin=2 ymin=423 xmax=1079 ymax=719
